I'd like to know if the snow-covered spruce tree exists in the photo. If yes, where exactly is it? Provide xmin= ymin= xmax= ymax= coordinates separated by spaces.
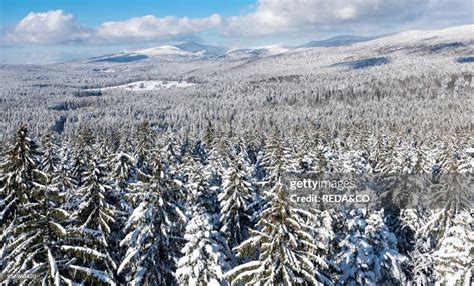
xmin=225 ymin=179 xmax=329 ymax=285
xmin=0 ymin=125 xmax=45 ymax=269
xmin=242 ymin=130 xmax=265 ymax=168
xmin=96 ymin=141 xmax=112 ymax=162
xmin=306 ymin=208 xmax=337 ymax=283
xmin=40 ymin=131 xmax=78 ymax=207
xmin=0 ymin=125 xmax=44 ymax=223
xmin=218 ymin=158 xmax=253 ymax=253
xmin=336 ymin=209 xmax=406 ymax=285
xmin=203 ymin=119 xmax=215 ymax=148
xmin=233 ymin=135 xmax=250 ymax=163
xmin=71 ymin=126 xmax=95 ymax=185
xmin=371 ymin=134 xmax=401 ymax=175
xmin=160 ymin=130 xmax=182 ymax=173
xmin=294 ymin=130 xmax=319 ymax=173
xmin=410 ymin=234 xmax=436 ymax=286
xmin=206 ymin=135 xmax=232 ymax=187
xmin=384 ymin=139 xmax=429 ymax=256
xmin=52 ymin=152 xmax=78 ymax=211
xmin=109 ymin=151 xmax=136 ymax=204
xmin=432 ymin=211 xmax=472 ymax=285
xmin=134 ymin=121 xmax=154 ymax=175
xmin=373 ymin=135 xmax=426 ymax=282
xmin=62 ymin=156 xmax=118 ymax=285
xmin=107 ymin=149 xmax=138 ymax=271
xmin=118 ymin=156 xmax=186 ymax=285
xmin=116 ymin=130 xmax=134 ymax=155
xmin=421 ymin=143 xmax=471 ymax=241
xmin=253 ymin=133 xmax=291 ymax=228
xmin=2 ymin=179 xmax=72 ymax=285
xmin=41 ymin=132 xmax=61 ymax=175
xmin=176 ymin=170 xmax=231 ymax=286
xmin=260 ymin=133 xmax=294 ymax=184
xmin=421 ymin=149 xmax=473 ymax=285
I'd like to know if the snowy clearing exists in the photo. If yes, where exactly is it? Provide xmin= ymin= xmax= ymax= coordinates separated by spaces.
xmin=88 ymin=80 xmax=196 ymax=92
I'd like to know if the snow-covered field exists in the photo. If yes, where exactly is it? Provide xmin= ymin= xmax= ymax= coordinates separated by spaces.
xmin=89 ymin=80 xmax=196 ymax=91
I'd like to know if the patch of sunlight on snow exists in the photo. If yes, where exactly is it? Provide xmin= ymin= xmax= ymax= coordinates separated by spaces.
xmin=89 ymin=80 xmax=196 ymax=92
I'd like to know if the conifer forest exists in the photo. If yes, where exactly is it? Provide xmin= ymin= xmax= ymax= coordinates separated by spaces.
xmin=0 ymin=24 xmax=473 ymax=285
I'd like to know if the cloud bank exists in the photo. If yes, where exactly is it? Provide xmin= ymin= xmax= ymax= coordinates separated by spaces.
xmin=97 ymin=14 xmax=222 ymax=41
xmin=224 ymin=0 xmax=473 ymax=36
xmin=2 ymin=1 xmax=472 ymax=45
xmin=6 ymin=10 xmax=92 ymax=44
xmin=225 ymin=0 xmax=425 ymax=35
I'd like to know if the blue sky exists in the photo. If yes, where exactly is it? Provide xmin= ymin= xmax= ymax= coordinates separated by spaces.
xmin=1 ymin=0 xmax=256 ymax=26
xmin=1 ymin=0 xmax=472 ymax=64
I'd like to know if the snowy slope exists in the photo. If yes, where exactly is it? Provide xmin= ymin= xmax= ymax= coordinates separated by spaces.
xmin=224 ymin=45 xmax=290 ymax=59
xmin=361 ymin=25 xmax=473 ymax=47
xmin=87 ymin=25 xmax=473 ymax=65
xmin=134 ymin=45 xmax=204 ymax=60
xmin=93 ymin=43 xmax=228 ymax=62
xmin=204 ymin=24 xmax=474 ymax=81
xmin=299 ymin=35 xmax=380 ymax=48
xmin=175 ymin=42 xmax=227 ymax=57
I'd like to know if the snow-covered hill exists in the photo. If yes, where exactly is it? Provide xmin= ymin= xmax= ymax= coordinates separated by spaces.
xmin=90 ymin=42 xmax=228 ymax=62
xmin=134 ymin=45 xmax=204 ymax=60
xmin=223 ymin=45 xmax=290 ymax=60
xmin=299 ymin=35 xmax=380 ymax=48
xmin=361 ymin=25 xmax=473 ymax=47
xmin=175 ymin=42 xmax=227 ymax=57
xmin=218 ymin=24 xmax=473 ymax=79
xmin=87 ymin=25 xmax=473 ymax=66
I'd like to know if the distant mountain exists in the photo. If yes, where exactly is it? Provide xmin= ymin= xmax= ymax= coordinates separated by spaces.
xmin=91 ymin=43 xmax=211 ymax=63
xmin=87 ymin=25 xmax=473 ymax=64
xmin=224 ymin=45 xmax=290 ymax=59
xmin=299 ymin=35 xmax=380 ymax=48
xmin=90 ymin=43 xmax=228 ymax=63
xmin=359 ymin=25 xmax=473 ymax=47
xmin=175 ymin=42 xmax=227 ymax=57
xmin=90 ymin=53 xmax=149 ymax=63
xmin=133 ymin=45 xmax=203 ymax=60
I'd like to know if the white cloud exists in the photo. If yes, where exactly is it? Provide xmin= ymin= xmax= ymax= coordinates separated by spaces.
xmin=96 ymin=14 xmax=222 ymax=40
xmin=223 ymin=0 xmax=472 ymax=36
xmin=3 ymin=1 xmax=472 ymax=46
xmin=6 ymin=10 xmax=91 ymax=44
xmin=4 ymin=10 xmax=221 ymax=44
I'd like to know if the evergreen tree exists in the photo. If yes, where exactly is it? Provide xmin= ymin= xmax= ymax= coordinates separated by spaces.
xmin=219 ymin=158 xmax=253 ymax=253
xmin=260 ymin=134 xmax=294 ymax=185
xmin=41 ymin=132 xmax=61 ymax=174
xmin=62 ymin=156 xmax=118 ymax=285
xmin=336 ymin=209 xmax=406 ymax=285
xmin=433 ymin=211 xmax=473 ymax=285
xmin=226 ymin=180 xmax=328 ymax=285
xmin=109 ymin=151 xmax=136 ymax=207
xmin=176 ymin=170 xmax=230 ymax=286
xmin=2 ymin=181 xmax=70 ymax=285
xmin=0 ymin=125 xmax=44 ymax=224
xmin=410 ymin=235 xmax=435 ymax=286
xmin=53 ymin=155 xmax=78 ymax=211
xmin=134 ymin=121 xmax=154 ymax=174
xmin=294 ymin=131 xmax=318 ymax=173
xmin=206 ymin=136 xmax=231 ymax=186
xmin=118 ymin=157 xmax=186 ymax=285
xmin=71 ymin=126 xmax=95 ymax=185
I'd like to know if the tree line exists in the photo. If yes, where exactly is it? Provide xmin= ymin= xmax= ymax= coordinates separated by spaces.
xmin=1 ymin=123 xmax=472 ymax=285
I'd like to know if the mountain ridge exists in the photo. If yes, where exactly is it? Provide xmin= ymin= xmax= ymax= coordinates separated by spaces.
xmin=86 ymin=25 xmax=474 ymax=63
